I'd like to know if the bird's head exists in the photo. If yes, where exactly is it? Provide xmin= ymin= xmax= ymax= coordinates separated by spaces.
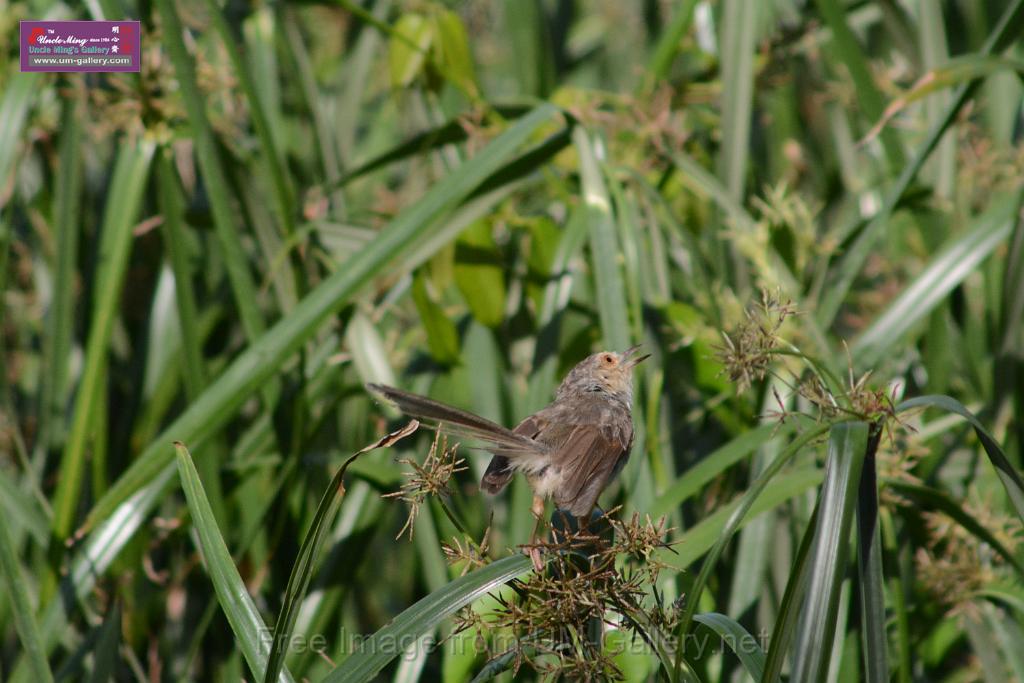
xmin=556 ymin=344 xmax=650 ymax=403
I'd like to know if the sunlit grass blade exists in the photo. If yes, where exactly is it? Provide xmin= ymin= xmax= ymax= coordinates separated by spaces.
xmin=51 ymin=139 xmax=156 ymax=541
xmin=263 ymin=422 xmax=419 ymax=683
xmin=852 ymin=194 xmax=1018 ymax=365
xmin=574 ymin=127 xmax=630 ymax=351
xmin=323 ymin=554 xmax=532 ymax=683
xmin=0 ymin=507 xmax=53 ymax=683
xmin=693 ymin=613 xmax=765 ymax=680
xmin=791 ymin=422 xmax=869 ymax=683
xmin=815 ymin=0 xmax=1024 ymax=329
xmin=717 ymin=0 xmax=755 ymax=202
xmin=762 ymin=500 xmax=820 ymax=683
xmin=174 ymin=442 xmax=294 ymax=683
xmin=897 ymin=395 xmax=1024 ymax=522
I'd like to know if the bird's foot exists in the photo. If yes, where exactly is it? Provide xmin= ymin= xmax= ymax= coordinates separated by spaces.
xmin=527 ymin=545 xmax=545 ymax=573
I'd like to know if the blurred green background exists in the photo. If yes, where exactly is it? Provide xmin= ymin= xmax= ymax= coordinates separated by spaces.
xmin=2 ymin=0 xmax=1024 ymax=681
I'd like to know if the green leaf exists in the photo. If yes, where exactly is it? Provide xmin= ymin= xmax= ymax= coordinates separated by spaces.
xmin=323 ymin=555 xmax=532 ymax=683
xmin=792 ymin=422 xmax=869 ymax=683
xmin=174 ymin=442 xmax=295 ymax=683
xmin=432 ymin=8 xmax=478 ymax=97
xmin=0 ymin=73 xmax=38 ymax=206
xmin=263 ymin=422 xmax=419 ymax=683
xmin=856 ymin=431 xmax=889 ymax=683
xmin=51 ymin=139 xmax=156 ymax=540
xmin=159 ymin=0 xmax=267 ymax=344
xmin=412 ymin=271 xmax=461 ymax=364
xmin=574 ymin=127 xmax=630 ymax=351
xmin=897 ymin=395 xmax=1024 ymax=523
xmin=867 ymin=55 xmax=1024 ymax=143
xmin=883 ymin=479 xmax=1024 ymax=578
xmin=815 ymin=0 xmax=1024 ymax=329
xmin=0 ymin=506 xmax=53 ymax=683
xmin=36 ymin=96 xmax=82 ymax=456
xmin=762 ymin=501 xmax=820 ymax=683
xmin=693 ymin=613 xmax=766 ymax=681
xmin=454 ymin=221 xmax=506 ymax=328
xmin=852 ymin=195 xmax=1017 ymax=365
xmin=650 ymin=423 xmax=792 ymax=517
xmin=389 ymin=13 xmax=433 ymax=89
xmin=89 ymin=604 xmax=121 ymax=683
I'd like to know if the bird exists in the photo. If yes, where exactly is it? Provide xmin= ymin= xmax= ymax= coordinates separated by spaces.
xmin=367 ymin=345 xmax=648 ymax=522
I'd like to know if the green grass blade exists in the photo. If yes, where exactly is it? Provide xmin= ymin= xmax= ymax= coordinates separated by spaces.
xmin=813 ymin=0 xmax=904 ymax=169
xmin=36 ymin=95 xmax=83 ymax=457
xmin=883 ymin=479 xmax=1024 ymax=578
xmin=51 ymin=139 xmax=155 ymax=541
xmin=897 ymin=395 xmax=1024 ymax=522
xmin=761 ymin=501 xmax=820 ymax=683
xmin=0 ymin=73 xmax=38 ymax=208
xmin=717 ymin=0 xmax=756 ymax=201
xmin=158 ymin=0 xmax=267 ymax=342
xmin=815 ymin=0 xmax=1024 ymax=329
xmin=642 ymin=0 xmax=698 ymax=89
xmin=693 ymin=613 xmax=765 ymax=681
xmin=856 ymin=429 xmax=888 ymax=683
xmin=203 ymin=0 xmax=296 ymax=238
xmin=852 ymin=194 xmax=1017 ymax=365
xmin=174 ymin=442 xmax=295 ymax=683
xmin=0 ymin=466 xmax=49 ymax=545
xmin=650 ymin=423 xmax=792 ymax=517
xmin=0 ymin=506 xmax=53 ymax=683
xmin=791 ymin=422 xmax=869 ymax=683
xmin=263 ymin=423 xmax=419 ymax=683
xmin=574 ymin=127 xmax=630 ymax=351
xmin=323 ymin=554 xmax=533 ymax=683
xmin=89 ymin=604 xmax=121 ymax=683
xmin=673 ymin=422 xmax=830 ymax=645
xmin=156 ymin=150 xmax=207 ymax=399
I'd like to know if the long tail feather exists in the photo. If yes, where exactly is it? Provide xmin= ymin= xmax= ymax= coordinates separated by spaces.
xmin=367 ymin=384 xmax=547 ymax=460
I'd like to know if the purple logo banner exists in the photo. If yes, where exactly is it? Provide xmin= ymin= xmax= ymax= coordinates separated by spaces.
xmin=20 ymin=20 xmax=141 ymax=73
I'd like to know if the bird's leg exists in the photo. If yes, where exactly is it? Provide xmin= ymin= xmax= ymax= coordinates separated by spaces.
xmin=528 ymin=494 xmax=546 ymax=572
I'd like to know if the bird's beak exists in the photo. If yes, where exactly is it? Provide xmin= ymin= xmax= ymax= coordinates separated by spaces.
xmin=621 ymin=344 xmax=651 ymax=368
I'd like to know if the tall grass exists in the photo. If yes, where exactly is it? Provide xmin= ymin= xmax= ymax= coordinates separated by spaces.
xmin=2 ymin=1 xmax=1023 ymax=681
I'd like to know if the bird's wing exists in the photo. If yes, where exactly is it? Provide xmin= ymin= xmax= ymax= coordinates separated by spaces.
xmin=547 ymin=417 xmax=633 ymax=516
xmin=367 ymin=384 xmax=548 ymax=460
xmin=481 ymin=412 xmax=549 ymax=494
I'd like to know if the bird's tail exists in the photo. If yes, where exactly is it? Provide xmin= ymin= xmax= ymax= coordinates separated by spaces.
xmin=366 ymin=384 xmax=548 ymax=462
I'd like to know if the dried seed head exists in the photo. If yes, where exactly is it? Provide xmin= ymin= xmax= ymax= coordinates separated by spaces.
xmin=383 ymin=430 xmax=466 ymax=540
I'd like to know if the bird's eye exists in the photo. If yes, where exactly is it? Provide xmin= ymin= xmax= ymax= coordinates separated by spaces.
xmin=602 ymin=354 xmax=615 ymax=365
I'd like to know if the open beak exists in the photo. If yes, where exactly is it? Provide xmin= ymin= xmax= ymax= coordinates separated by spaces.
xmin=621 ymin=344 xmax=651 ymax=369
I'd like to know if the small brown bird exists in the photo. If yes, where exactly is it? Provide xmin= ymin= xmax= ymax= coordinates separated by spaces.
xmin=367 ymin=345 xmax=648 ymax=520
